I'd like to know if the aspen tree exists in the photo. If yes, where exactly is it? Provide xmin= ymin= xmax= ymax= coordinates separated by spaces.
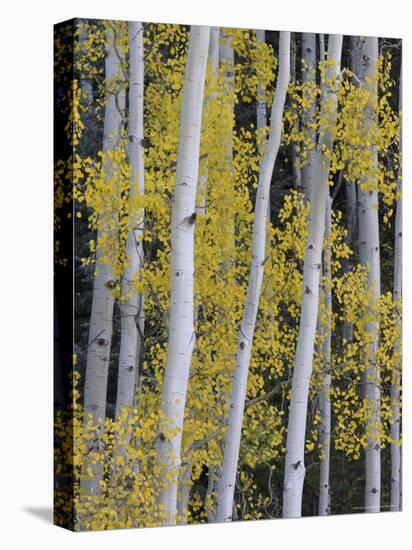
xmin=283 ymin=34 xmax=342 ymax=519
xmin=156 ymin=25 xmax=210 ymax=526
xmin=357 ymin=36 xmax=381 ymax=514
xmin=115 ymin=22 xmax=145 ymax=419
xmin=341 ymin=37 xmax=359 ymax=344
xmin=196 ymin=26 xmax=219 ymax=217
xmin=318 ymin=194 xmax=332 ymax=516
xmin=82 ymin=25 xmax=126 ymax=499
xmin=84 ymin=27 xmax=125 ymax=429
xmin=215 ymin=31 xmax=291 ymax=523
xmin=178 ymin=30 xmax=220 ymax=522
xmin=290 ymin=33 xmax=302 ymax=192
xmin=390 ymin=69 xmax=402 ymax=511
xmin=256 ymin=29 xmax=267 ymax=142
xmin=301 ymin=33 xmax=317 ymax=201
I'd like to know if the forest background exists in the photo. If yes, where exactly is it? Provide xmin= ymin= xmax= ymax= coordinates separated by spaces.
xmin=1 ymin=1 xmax=411 ymax=550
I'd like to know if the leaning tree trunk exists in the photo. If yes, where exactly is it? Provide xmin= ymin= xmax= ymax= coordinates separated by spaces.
xmin=215 ymin=31 xmax=290 ymax=523
xmin=115 ymin=21 xmax=145 ymax=421
xmin=156 ymin=26 xmax=210 ymax=526
xmin=390 ymin=68 xmax=402 ymax=512
xmin=282 ymin=34 xmax=342 ymax=519
xmin=301 ymin=33 xmax=317 ymax=201
xmin=196 ymin=26 xmax=219 ymax=217
xmin=357 ymin=36 xmax=381 ymax=514
xmin=318 ymin=194 xmax=332 ymax=516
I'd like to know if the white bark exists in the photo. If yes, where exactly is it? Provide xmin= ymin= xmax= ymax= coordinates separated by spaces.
xmin=115 ymin=22 xmax=145 ymax=419
xmin=84 ymin=28 xmax=125 ymax=427
xmin=176 ymin=458 xmax=192 ymax=525
xmin=256 ymin=29 xmax=267 ymax=145
xmin=282 ymin=34 xmax=342 ymax=519
xmin=215 ymin=32 xmax=291 ymax=523
xmin=209 ymin=26 xmax=220 ymax=75
xmin=82 ymin=27 xmax=125 ymax=497
xmin=357 ymin=36 xmax=381 ymax=514
xmin=301 ymin=33 xmax=317 ymax=201
xmin=196 ymin=26 xmax=219 ymax=217
xmin=205 ymin=467 xmax=217 ymax=522
xmin=219 ymin=29 xmax=235 ymax=177
xmin=290 ymin=34 xmax=302 ymax=192
xmin=156 ymin=26 xmax=210 ymax=526
xmin=390 ymin=69 xmax=402 ymax=511
xmin=318 ymin=194 xmax=332 ymax=516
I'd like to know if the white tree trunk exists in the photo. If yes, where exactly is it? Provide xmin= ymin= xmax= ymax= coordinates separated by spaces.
xmin=156 ymin=26 xmax=210 ymax=526
xmin=256 ymin=29 xmax=267 ymax=144
xmin=301 ymin=33 xmax=317 ymax=201
xmin=115 ymin=21 xmax=145 ymax=420
xmin=357 ymin=36 xmax=381 ymax=514
xmin=215 ymin=32 xmax=291 ymax=523
xmin=219 ymin=29 xmax=235 ymax=180
xmin=196 ymin=26 xmax=219 ymax=217
xmin=84 ymin=29 xmax=125 ymax=427
xmin=282 ymin=34 xmax=342 ymax=519
xmin=318 ymin=194 xmax=332 ymax=516
xmin=176 ymin=458 xmax=192 ymax=525
xmin=82 ymin=27 xmax=125 ymax=497
xmin=390 ymin=69 xmax=402 ymax=512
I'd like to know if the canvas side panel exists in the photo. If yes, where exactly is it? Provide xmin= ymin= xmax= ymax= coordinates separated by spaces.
xmin=54 ymin=18 xmax=76 ymax=531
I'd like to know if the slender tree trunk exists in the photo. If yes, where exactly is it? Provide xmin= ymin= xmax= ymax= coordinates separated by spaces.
xmin=318 ymin=34 xmax=325 ymax=65
xmin=342 ymin=178 xmax=357 ymax=342
xmin=341 ymin=36 xmax=360 ymax=344
xmin=82 ymin=27 xmax=125 ymax=498
xmin=205 ymin=467 xmax=217 ymax=522
xmin=196 ymin=26 xmax=219 ymax=217
xmin=357 ymin=36 xmax=381 ymax=514
xmin=84 ymin=29 xmax=125 ymax=428
xmin=220 ymin=28 xmax=234 ymax=167
xmin=256 ymin=29 xmax=267 ymax=147
xmin=215 ymin=32 xmax=291 ymax=523
xmin=219 ymin=29 xmax=236 ymax=256
xmin=283 ymin=34 xmax=342 ymax=519
xmin=390 ymin=69 xmax=402 ymax=512
xmin=318 ymin=194 xmax=332 ymax=516
xmin=156 ymin=26 xmax=210 ymax=526
xmin=301 ymin=33 xmax=317 ymax=201
xmin=177 ymin=458 xmax=192 ymax=525
xmin=115 ymin=21 xmax=145 ymax=420
xmin=291 ymin=33 xmax=302 ymax=192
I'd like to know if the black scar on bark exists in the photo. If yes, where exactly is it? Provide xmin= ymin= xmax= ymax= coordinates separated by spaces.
xmin=187 ymin=212 xmax=197 ymax=225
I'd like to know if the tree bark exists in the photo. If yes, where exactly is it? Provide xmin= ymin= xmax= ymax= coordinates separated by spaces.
xmin=301 ymin=33 xmax=317 ymax=201
xmin=390 ymin=68 xmax=402 ymax=512
xmin=282 ymin=34 xmax=342 ymax=519
xmin=196 ymin=26 xmax=219 ymax=217
xmin=357 ymin=36 xmax=381 ymax=514
xmin=215 ymin=31 xmax=290 ymax=523
xmin=156 ymin=26 xmax=210 ymax=526
xmin=318 ymin=194 xmax=332 ymax=516
xmin=84 ymin=28 xmax=125 ymax=428
xmin=256 ymin=29 xmax=267 ymax=147
xmin=115 ymin=21 xmax=145 ymax=420
xmin=82 ymin=26 xmax=126 ymax=498
xmin=291 ymin=33 xmax=302 ymax=193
